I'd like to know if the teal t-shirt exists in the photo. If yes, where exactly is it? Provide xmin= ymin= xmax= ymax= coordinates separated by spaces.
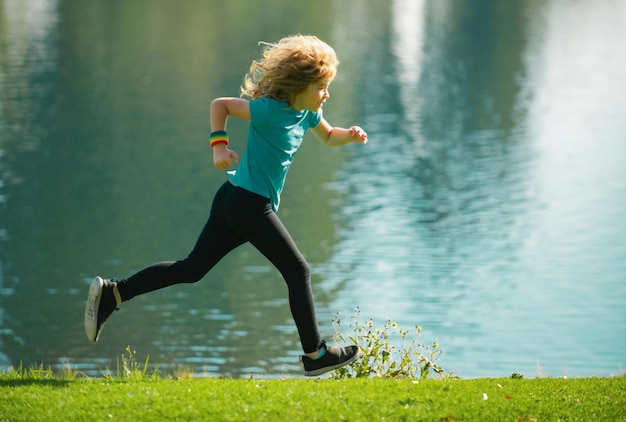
xmin=229 ymin=97 xmax=322 ymax=211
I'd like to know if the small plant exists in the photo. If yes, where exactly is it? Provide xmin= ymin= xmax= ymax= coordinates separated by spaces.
xmin=331 ymin=307 xmax=446 ymax=379
xmin=3 ymin=363 xmax=53 ymax=380
xmin=57 ymin=358 xmax=86 ymax=379
xmin=104 ymin=345 xmax=157 ymax=380
xmin=511 ymin=372 xmax=524 ymax=379
xmin=2 ymin=361 xmax=86 ymax=380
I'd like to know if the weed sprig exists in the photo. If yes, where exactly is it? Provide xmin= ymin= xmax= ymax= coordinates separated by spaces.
xmin=331 ymin=306 xmax=448 ymax=379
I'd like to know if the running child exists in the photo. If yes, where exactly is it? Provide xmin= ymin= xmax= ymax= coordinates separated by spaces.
xmin=84 ymin=34 xmax=368 ymax=376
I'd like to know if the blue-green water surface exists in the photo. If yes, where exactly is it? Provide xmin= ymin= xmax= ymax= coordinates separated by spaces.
xmin=1 ymin=0 xmax=624 ymax=378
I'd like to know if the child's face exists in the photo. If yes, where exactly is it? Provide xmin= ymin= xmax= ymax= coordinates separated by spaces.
xmin=292 ymin=80 xmax=332 ymax=112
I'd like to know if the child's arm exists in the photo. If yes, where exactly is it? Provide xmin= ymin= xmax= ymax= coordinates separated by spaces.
xmin=210 ymin=98 xmax=251 ymax=169
xmin=310 ymin=118 xmax=368 ymax=147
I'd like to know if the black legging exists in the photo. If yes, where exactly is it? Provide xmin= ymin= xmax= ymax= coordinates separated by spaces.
xmin=115 ymin=181 xmax=321 ymax=353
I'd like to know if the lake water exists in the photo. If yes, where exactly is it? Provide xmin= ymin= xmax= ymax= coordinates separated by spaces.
xmin=1 ymin=0 xmax=625 ymax=379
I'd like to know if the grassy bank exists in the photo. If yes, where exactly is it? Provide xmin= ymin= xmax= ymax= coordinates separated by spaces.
xmin=1 ymin=374 xmax=624 ymax=421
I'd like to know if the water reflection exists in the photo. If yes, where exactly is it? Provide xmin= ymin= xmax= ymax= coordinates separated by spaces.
xmin=328 ymin=2 xmax=626 ymax=376
xmin=320 ymin=0 xmax=626 ymax=377
xmin=0 ymin=0 xmax=625 ymax=378
xmin=0 ymin=0 xmax=62 ymax=368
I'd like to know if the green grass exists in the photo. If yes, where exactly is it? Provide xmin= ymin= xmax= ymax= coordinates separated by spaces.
xmin=1 ymin=329 xmax=623 ymax=421
xmin=1 ymin=373 xmax=624 ymax=421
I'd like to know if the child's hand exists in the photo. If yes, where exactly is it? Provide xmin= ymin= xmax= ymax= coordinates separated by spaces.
xmin=349 ymin=126 xmax=368 ymax=144
xmin=213 ymin=146 xmax=239 ymax=169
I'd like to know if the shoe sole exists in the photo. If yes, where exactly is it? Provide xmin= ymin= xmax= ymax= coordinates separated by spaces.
xmin=84 ymin=276 xmax=104 ymax=342
xmin=304 ymin=348 xmax=362 ymax=377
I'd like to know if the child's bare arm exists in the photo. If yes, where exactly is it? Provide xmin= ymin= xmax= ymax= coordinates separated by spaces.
xmin=210 ymin=97 xmax=251 ymax=129
xmin=210 ymin=98 xmax=251 ymax=169
xmin=311 ymin=118 xmax=368 ymax=147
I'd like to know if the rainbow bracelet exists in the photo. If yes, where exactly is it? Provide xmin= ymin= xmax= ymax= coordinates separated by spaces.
xmin=210 ymin=130 xmax=229 ymax=148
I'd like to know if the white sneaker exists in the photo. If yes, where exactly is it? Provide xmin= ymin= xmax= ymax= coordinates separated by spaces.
xmin=84 ymin=276 xmax=120 ymax=342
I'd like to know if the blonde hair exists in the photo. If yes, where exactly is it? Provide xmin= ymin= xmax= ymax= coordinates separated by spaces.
xmin=241 ymin=35 xmax=339 ymax=104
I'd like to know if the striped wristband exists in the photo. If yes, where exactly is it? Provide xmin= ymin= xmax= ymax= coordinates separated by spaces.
xmin=210 ymin=130 xmax=229 ymax=148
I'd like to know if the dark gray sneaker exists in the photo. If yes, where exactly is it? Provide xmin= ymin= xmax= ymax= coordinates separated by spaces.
xmin=300 ymin=341 xmax=361 ymax=376
xmin=84 ymin=276 xmax=120 ymax=342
